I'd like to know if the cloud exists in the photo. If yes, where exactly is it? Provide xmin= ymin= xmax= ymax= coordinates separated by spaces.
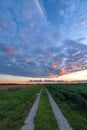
xmin=60 ymin=68 xmax=69 ymax=75
xmin=0 ymin=37 xmax=87 ymax=78
xmin=22 ymin=10 xmax=33 ymax=19
xmin=71 ymin=65 xmax=85 ymax=71
xmin=48 ymin=73 xmax=58 ymax=78
xmin=50 ymin=61 xmax=59 ymax=69
xmin=34 ymin=0 xmax=44 ymax=17
xmin=77 ymin=37 xmax=87 ymax=45
xmin=0 ymin=0 xmax=87 ymax=80
xmin=81 ymin=21 xmax=87 ymax=27
xmin=3 ymin=47 xmax=16 ymax=55
xmin=19 ymin=55 xmax=30 ymax=62
xmin=0 ymin=22 xmax=7 ymax=29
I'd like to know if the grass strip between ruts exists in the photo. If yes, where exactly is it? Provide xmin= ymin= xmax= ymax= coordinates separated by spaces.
xmin=35 ymin=87 xmax=59 ymax=130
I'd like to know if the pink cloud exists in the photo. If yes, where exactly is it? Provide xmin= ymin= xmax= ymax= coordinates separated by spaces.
xmin=20 ymin=55 xmax=30 ymax=61
xmin=48 ymin=51 xmax=54 ymax=56
xmin=48 ymin=73 xmax=58 ymax=78
xmin=71 ymin=65 xmax=86 ymax=71
xmin=22 ymin=10 xmax=33 ymax=19
xmin=27 ymin=22 xmax=36 ymax=31
xmin=0 ymin=22 xmax=7 ymax=29
xmin=4 ymin=47 xmax=16 ymax=55
xmin=81 ymin=21 xmax=87 ymax=27
xmin=50 ymin=61 xmax=59 ymax=69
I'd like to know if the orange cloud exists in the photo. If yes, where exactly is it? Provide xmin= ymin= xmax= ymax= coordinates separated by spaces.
xmin=60 ymin=68 xmax=68 ymax=75
xmin=50 ymin=61 xmax=59 ymax=69
xmin=71 ymin=65 xmax=86 ymax=71
xmin=48 ymin=73 xmax=58 ymax=78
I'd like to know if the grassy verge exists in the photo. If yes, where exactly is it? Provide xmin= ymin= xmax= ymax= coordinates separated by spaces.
xmin=0 ymin=85 xmax=41 ymax=130
xmin=35 ymin=87 xmax=59 ymax=130
xmin=49 ymin=89 xmax=87 ymax=130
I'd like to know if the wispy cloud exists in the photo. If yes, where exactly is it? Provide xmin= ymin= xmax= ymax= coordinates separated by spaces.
xmin=81 ymin=20 xmax=87 ymax=27
xmin=34 ymin=0 xmax=44 ymax=17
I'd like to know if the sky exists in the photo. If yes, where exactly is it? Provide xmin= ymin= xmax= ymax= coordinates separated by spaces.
xmin=0 ymin=0 xmax=87 ymax=83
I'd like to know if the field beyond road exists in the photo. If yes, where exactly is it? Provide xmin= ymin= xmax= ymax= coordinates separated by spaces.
xmin=46 ymin=84 xmax=87 ymax=130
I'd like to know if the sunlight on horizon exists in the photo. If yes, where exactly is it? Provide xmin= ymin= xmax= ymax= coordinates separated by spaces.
xmin=0 ymin=0 xmax=87 ymax=83
xmin=0 ymin=69 xmax=87 ymax=84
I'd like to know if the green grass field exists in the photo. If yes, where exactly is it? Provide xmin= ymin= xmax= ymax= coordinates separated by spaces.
xmin=0 ymin=84 xmax=87 ymax=130
xmin=46 ymin=84 xmax=87 ymax=130
xmin=0 ymin=85 xmax=41 ymax=130
xmin=35 ymin=87 xmax=59 ymax=130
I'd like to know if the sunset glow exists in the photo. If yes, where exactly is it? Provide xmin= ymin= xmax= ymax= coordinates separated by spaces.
xmin=0 ymin=0 xmax=87 ymax=84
